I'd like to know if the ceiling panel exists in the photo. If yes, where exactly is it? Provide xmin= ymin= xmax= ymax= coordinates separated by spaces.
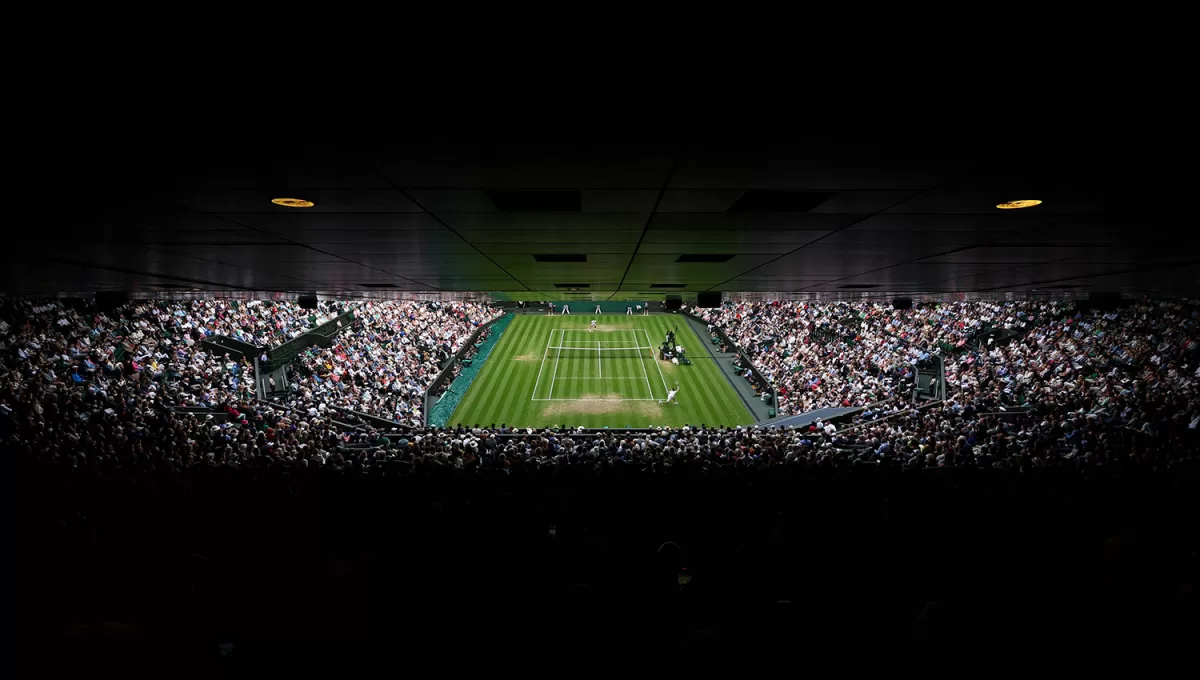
xmin=440 ymin=213 xmax=648 ymax=230
xmin=489 ymin=253 xmax=631 ymax=271
xmin=405 ymin=190 xmax=499 ymax=213
xmin=921 ymin=246 xmax=1106 ymax=264
xmin=670 ymin=151 xmax=961 ymax=191
xmin=157 ymin=154 xmax=390 ymax=190
xmin=51 ymin=203 xmax=274 ymax=241
xmin=220 ymin=213 xmax=446 ymax=231
xmin=656 ymin=190 xmax=744 ymax=212
xmin=516 ymin=272 xmax=629 ymax=284
xmin=808 ymin=191 xmax=921 ymax=214
xmin=649 ymin=213 xmax=858 ymax=231
xmin=802 ymin=283 xmax=937 ymax=292
xmin=716 ymin=281 xmax=844 ymax=292
xmin=746 ymin=246 xmax=918 ymax=278
xmin=374 ymin=151 xmax=674 ymax=188
xmin=457 ymin=229 xmax=643 ymax=245
xmin=1057 ymin=247 xmax=1198 ymax=264
xmin=12 ymin=127 xmax=1191 ymax=296
xmin=112 ymin=231 xmax=294 ymax=245
xmin=848 ymin=213 xmax=1064 ymax=233
xmin=641 ymin=229 xmax=832 ymax=246
xmin=621 ymin=254 xmax=781 ymax=285
xmin=638 ymin=242 xmax=825 ymax=255
xmin=316 ymin=238 xmax=480 ymax=256
xmin=831 ymin=262 xmax=1018 ymax=284
xmin=992 ymin=222 xmax=1158 ymax=246
xmin=403 ymin=189 xmax=663 ymax=213
xmin=724 ymin=275 xmax=843 ymax=282
xmin=148 ymin=245 xmax=347 ymax=266
xmin=580 ymin=190 xmax=661 ymax=212
xmin=260 ymin=261 xmax=443 ymax=277
xmin=1013 ymin=267 xmax=1200 ymax=293
xmin=940 ymin=264 xmax=1128 ymax=290
xmin=273 ymin=230 xmax=453 ymax=246
xmin=815 ymin=229 xmax=1014 ymax=252
xmin=410 ymin=278 xmax=524 ymax=289
xmin=348 ymin=253 xmax=509 ymax=267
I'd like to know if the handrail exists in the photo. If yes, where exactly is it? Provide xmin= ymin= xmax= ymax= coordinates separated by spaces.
xmin=251 ymin=398 xmax=365 ymax=433
xmin=167 ymin=405 xmax=231 ymax=424
xmin=332 ymin=405 xmax=412 ymax=433
xmin=198 ymin=335 xmax=259 ymax=363
xmin=973 ymin=407 xmax=1035 ymax=417
xmin=831 ymin=398 xmax=948 ymax=438
xmin=261 ymin=310 xmax=357 ymax=373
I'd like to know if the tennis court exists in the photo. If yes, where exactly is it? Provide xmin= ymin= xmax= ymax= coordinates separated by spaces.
xmin=531 ymin=328 xmax=671 ymax=401
xmin=449 ymin=315 xmax=753 ymax=429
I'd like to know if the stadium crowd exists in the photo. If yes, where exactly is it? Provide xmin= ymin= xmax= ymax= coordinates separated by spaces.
xmin=3 ymin=296 xmax=1198 ymax=477
xmin=692 ymin=298 xmax=1199 ymax=469
xmin=287 ymin=300 xmax=503 ymax=425
xmin=694 ymin=300 xmax=1068 ymax=415
xmin=0 ymin=297 xmax=505 ymax=471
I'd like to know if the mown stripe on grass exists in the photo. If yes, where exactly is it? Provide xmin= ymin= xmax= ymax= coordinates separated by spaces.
xmin=455 ymin=314 xmax=533 ymax=426
xmin=452 ymin=314 xmax=753 ymax=428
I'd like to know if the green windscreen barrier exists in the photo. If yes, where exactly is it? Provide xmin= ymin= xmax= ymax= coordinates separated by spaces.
xmin=428 ymin=314 xmax=513 ymax=427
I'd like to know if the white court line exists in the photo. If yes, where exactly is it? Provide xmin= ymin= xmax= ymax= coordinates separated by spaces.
xmin=529 ymin=327 xmax=663 ymax=402
xmin=597 ymin=339 xmax=602 ymax=378
xmin=552 ymin=376 xmax=640 ymax=380
xmin=631 ymin=328 xmax=654 ymax=400
xmin=548 ymin=329 xmax=563 ymax=399
xmin=543 ymin=346 xmax=647 ymax=351
xmin=531 ymin=398 xmax=656 ymax=401
xmin=530 ymin=328 xmax=555 ymax=400
xmin=641 ymin=329 xmax=671 ymax=397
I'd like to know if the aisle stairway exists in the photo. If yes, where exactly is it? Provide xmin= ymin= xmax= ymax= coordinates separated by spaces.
xmin=260 ymin=364 xmax=291 ymax=399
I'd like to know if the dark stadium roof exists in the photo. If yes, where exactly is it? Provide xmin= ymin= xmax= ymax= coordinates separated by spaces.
xmin=12 ymin=61 xmax=1195 ymax=301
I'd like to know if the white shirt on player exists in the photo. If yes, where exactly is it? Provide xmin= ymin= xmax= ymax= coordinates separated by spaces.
xmin=666 ymin=388 xmax=679 ymax=402
xmin=591 ymin=320 xmax=598 ymax=328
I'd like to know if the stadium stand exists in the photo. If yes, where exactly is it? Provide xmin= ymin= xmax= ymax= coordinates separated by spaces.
xmin=287 ymin=301 xmax=503 ymax=426
xmin=4 ymin=296 xmax=1196 ymax=473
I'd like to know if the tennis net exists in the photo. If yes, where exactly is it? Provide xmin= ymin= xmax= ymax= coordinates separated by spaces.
xmin=548 ymin=345 xmax=655 ymax=358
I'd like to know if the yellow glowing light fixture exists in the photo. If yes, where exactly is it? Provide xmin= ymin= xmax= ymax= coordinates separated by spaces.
xmin=271 ymin=197 xmax=315 ymax=208
xmin=995 ymin=199 xmax=1043 ymax=210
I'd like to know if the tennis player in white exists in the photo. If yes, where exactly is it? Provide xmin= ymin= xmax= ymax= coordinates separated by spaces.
xmin=590 ymin=319 xmax=598 ymax=332
xmin=660 ymin=386 xmax=680 ymax=405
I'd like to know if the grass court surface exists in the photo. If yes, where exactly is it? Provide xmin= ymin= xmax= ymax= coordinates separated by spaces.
xmin=449 ymin=314 xmax=754 ymax=429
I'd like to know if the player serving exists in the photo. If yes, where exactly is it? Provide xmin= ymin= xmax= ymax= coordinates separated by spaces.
xmin=589 ymin=319 xmax=598 ymax=332
xmin=660 ymin=384 xmax=680 ymax=406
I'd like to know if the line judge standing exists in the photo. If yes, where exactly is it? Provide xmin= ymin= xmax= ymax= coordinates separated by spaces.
xmin=561 ymin=304 xmax=570 ymax=315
